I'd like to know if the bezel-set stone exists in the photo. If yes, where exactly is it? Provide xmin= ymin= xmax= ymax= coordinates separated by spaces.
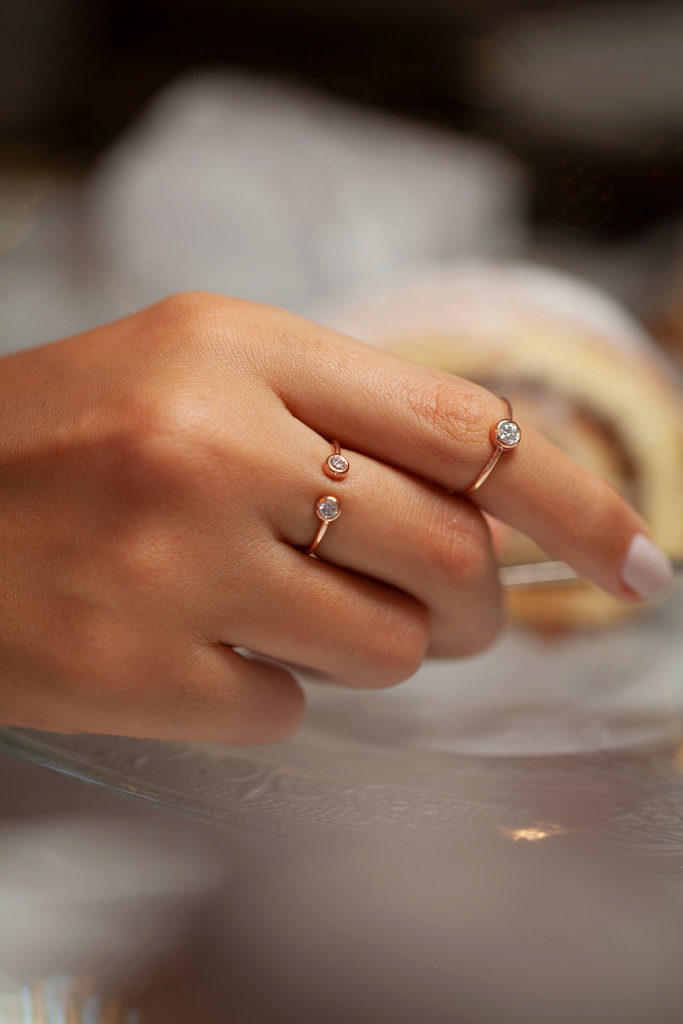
xmin=495 ymin=418 xmax=521 ymax=449
xmin=326 ymin=453 xmax=349 ymax=475
xmin=315 ymin=496 xmax=341 ymax=521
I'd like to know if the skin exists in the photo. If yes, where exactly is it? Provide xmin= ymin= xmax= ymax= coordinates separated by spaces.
xmin=0 ymin=291 xmax=655 ymax=744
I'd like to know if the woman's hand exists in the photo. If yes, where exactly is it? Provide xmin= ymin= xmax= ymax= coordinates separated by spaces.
xmin=0 ymin=293 xmax=672 ymax=743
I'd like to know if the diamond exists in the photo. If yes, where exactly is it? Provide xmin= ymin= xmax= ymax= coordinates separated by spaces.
xmin=328 ymin=454 xmax=349 ymax=474
xmin=316 ymin=496 xmax=340 ymax=521
xmin=496 ymin=419 xmax=521 ymax=449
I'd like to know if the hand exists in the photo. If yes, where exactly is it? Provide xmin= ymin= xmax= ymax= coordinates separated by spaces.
xmin=0 ymin=293 xmax=672 ymax=743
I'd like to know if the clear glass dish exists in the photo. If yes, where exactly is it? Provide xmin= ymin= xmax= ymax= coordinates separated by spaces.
xmin=1 ymin=588 xmax=681 ymax=873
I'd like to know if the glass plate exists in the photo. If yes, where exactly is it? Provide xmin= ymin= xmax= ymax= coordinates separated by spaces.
xmin=1 ymin=589 xmax=682 ymax=872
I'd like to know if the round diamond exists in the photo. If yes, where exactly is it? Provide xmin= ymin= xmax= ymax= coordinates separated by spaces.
xmin=316 ymin=496 xmax=340 ymax=521
xmin=328 ymin=454 xmax=349 ymax=474
xmin=496 ymin=419 xmax=521 ymax=448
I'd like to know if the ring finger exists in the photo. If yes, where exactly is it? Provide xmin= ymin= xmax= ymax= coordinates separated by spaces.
xmin=273 ymin=433 xmax=503 ymax=659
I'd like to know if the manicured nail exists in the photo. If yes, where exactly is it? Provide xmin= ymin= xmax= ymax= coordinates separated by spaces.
xmin=620 ymin=533 xmax=674 ymax=599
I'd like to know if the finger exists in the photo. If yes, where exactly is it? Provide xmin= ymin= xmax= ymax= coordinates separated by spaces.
xmin=166 ymin=646 xmax=306 ymax=744
xmin=63 ymin=647 xmax=305 ymax=746
xmin=268 ymin=429 xmax=503 ymax=658
xmin=254 ymin=306 xmax=672 ymax=602
xmin=216 ymin=538 xmax=431 ymax=690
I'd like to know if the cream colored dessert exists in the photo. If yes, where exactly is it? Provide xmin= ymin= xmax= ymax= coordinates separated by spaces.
xmin=323 ymin=263 xmax=683 ymax=628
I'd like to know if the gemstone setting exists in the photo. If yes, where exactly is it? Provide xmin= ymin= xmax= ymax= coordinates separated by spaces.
xmin=326 ymin=453 xmax=349 ymax=476
xmin=495 ymin=419 xmax=521 ymax=449
xmin=315 ymin=496 xmax=340 ymax=521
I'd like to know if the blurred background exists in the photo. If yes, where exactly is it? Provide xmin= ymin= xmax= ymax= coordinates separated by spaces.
xmin=1 ymin=1 xmax=683 ymax=1021
xmin=1 ymin=0 xmax=683 ymax=351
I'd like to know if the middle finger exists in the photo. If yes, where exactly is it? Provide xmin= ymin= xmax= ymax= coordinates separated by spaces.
xmin=271 ymin=428 xmax=503 ymax=659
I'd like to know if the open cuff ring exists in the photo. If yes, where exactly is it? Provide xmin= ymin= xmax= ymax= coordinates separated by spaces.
xmin=464 ymin=397 xmax=521 ymax=494
xmin=305 ymin=495 xmax=342 ymax=557
xmin=305 ymin=440 xmax=348 ymax=557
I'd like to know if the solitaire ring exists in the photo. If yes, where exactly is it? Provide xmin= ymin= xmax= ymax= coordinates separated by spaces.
xmin=464 ymin=397 xmax=521 ymax=494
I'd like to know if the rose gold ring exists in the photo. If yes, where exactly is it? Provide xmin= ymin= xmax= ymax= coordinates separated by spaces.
xmin=305 ymin=495 xmax=342 ymax=556
xmin=322 ymin=439 xmax=350 ymax=480
xmin=305 ymin=440 xmax=348 ymax=557
xmin=464 ymin=397 xmax=521 ymax=494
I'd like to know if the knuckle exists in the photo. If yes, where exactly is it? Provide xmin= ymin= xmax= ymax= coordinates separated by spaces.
xmin=149 ymin=291 xmax=245 ymax=358
xmin=430 ymin=594 xmax=504 ymax=659
xmin=119 ymin=388 xmax=220 ymax=497
xmin=150 ymin=291 xmax=266 ymax=375
xmin=141 ymin=386 xmax=210 ymax=445
xmin=400 ymin=376 xmax=491 ymax=469
xmin=462 ymin=602 xmax=504 ymax=656
xmin=215 ymin=666 xmax=306 ymax=746
xmin=361 ymin=601 xmax=430 ymax=689
xmin=152 ymin=289 xmax=223 ymax=325
xmin=259 ymin=683 xmax=306 ymax=743
xmin=426 ymin=502 xmax=493 ymax=588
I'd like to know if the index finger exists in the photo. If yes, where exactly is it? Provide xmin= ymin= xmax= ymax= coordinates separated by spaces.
xmin=258 ymin=304 xmax=674 ymax=602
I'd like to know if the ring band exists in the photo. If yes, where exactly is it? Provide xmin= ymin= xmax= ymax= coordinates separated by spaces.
xmin=305 ymin=440 xmax=347 ymax=557
xmin=464 ymin=397 xmax=521 ymax=494
xmin=305 ymin=495 xmax=342 ymax=556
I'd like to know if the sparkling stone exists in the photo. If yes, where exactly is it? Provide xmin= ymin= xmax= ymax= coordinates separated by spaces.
xmin=496 ymin=419 xmax=521 ymax=448
xmin=316 ymin=496 xmax=340 ymax=520
xmin=328 ymin=454 xmax=349 ymax=473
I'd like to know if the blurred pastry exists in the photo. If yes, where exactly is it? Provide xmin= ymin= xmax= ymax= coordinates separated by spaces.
xmin=324 ymin=262 xmax=683 ymax=629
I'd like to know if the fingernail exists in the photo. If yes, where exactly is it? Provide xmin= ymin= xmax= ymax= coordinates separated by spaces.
xmin=620 ymin=533 xmax=674 ymax=599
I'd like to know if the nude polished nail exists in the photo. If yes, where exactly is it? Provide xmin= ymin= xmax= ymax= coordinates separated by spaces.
xmin=620 ymin=533 xmax=674 ymax=599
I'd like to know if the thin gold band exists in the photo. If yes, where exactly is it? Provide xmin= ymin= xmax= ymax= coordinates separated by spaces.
xmin=464 ymin=397 xmax=521 ymax=494
xmin=305 ymin=512 xmax=334 ymax=557
xmin=305 ymin=440 xmax=347 ymax=557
